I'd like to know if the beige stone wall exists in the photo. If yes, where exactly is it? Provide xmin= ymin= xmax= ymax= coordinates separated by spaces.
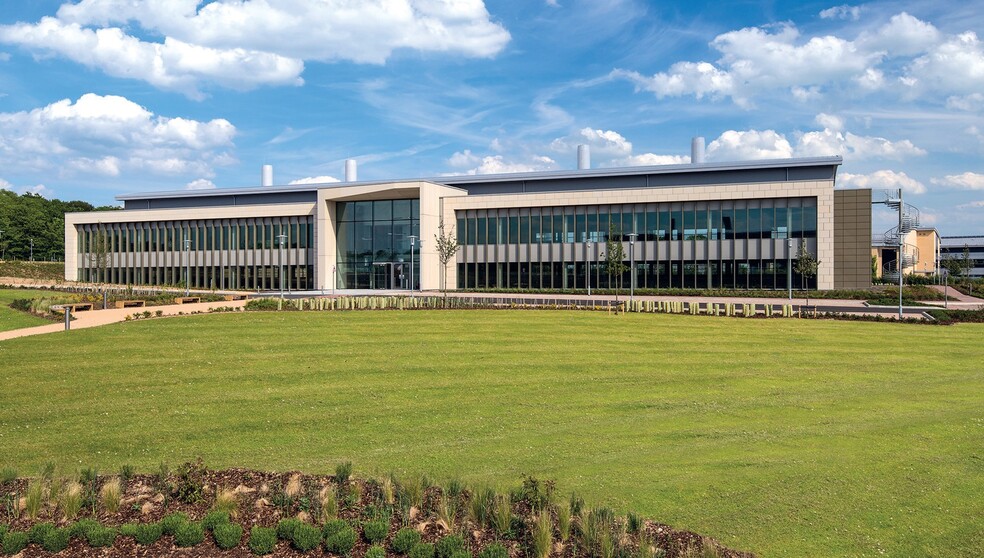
xmin=441 ymin=180 xmax=836 ymax=290
xmin=910 ymin=229 xmax=940 ymax=276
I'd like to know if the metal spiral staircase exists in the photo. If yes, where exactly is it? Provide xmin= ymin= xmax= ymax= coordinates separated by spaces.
xmin=878 ymin=193 xmax=921 ymax=282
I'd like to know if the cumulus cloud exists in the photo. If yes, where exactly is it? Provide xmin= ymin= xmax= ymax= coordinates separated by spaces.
xmin=838 ymin=170 xmax=926 ymax=194
xmin=608 ymin=154 xmax=690 ymax=167
xmin=904 ymin=32 xmax=984 ymax=96
xmin=957 ymin=200 xmax=984 ymax=209
xmin=0 ymin=0 xmax=510 ymax=97
xmin=947 ymin=93 xmax=984 ymax=111
xmin=449 ymin=154 xmax=557 ymax=175
xmin=0 ymin=93 xmax=236 ymax=179
xmin=858 ymin=12 xmax=940 ymax=57
xmin=448 ymin=149 xmax=482 ymax=168
xmin=549 ymin=128 xmax=633 ymax=158
xmin=0 ymin=177 xmax=12 ymax=190
xmin=795 ymin=128 xmax=925 ymax=160
xmin=288 ymin=175 xmax=340 ymax=185
xmin=704 ymin=122 xmax=924 ymax=162
xmin=707 ymin=130 xmax=794 ymax=160
xmin=931 ymin=172 xmax=984 ymax=190
xmin=820 ymin=5 xmax=861 ymax=20
xmin=185 ymin=178 xmax=216 ymax=190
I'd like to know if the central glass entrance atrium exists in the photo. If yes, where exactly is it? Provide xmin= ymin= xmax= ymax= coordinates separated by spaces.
xmin=335 ymin=199 xmax=420 ymax=289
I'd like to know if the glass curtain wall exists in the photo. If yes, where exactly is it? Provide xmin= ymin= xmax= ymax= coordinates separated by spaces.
xmin=336 ymin=199 xmax=420 ymax=289
xmin=456 ymin=198 xmax=818 ymax=290
xmin=76 ymin=216 xmax=314 ymax=290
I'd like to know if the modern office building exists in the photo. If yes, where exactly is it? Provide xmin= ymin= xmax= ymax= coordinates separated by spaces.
xmin=940 ymin=236 xmax=984 ymax=278
xmin=65 ymin=143 xmax=872 ymax=292
xmin=872 ymin=228 xmax=940 ymax=280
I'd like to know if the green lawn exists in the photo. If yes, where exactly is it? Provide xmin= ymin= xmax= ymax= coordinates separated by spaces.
xmin=0 ymin=310 xmax=981 ymax=557
xmin=0 ymin=288 xmax=59 ymax=331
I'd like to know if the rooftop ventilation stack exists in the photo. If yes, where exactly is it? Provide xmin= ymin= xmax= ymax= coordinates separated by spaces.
xmin=261 ymin=164 xmax=273 ymax=186
xmin=344 ymin=159 xmax=357 ymax=182
xmin=691 ymin=137 xmax=705 ymax=164
xmin=577 ymin=144 xmax=590 ymax=170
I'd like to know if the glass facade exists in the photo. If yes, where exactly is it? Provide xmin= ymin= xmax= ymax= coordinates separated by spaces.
xmin=456 ymin=198 xmax=818 ymax=290
xmin=336 ymin=199 xmax=420 ymax=289
xmin=77 ymin=216 xmax=314 ymax=290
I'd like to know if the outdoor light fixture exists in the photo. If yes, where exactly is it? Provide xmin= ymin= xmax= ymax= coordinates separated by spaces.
xmin=409 ymin=234 xmax=418 ymax=294
xmin=787 ymin=238 xmax=793 ymax=301
xmin=183 ymin=237 xmax=191 ymax=296
xmin=585 ymin=239 xmax=593 ymax=297
xmin=277 ymin=233 xmax=287 ymax=299
xmin=627 ymin=233 xmax=638 ymax=303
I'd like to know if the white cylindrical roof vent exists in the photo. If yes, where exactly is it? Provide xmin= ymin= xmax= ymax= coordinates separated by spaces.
xmin=344 ymin=159 xmax=357 ymax=182
xmin=577 ymin=144 xmax=590 ymax=170
xmin=261 ymin=164 xmax=273 ymax=186
xmin=691 ymin=137 xmax=705 ymax=164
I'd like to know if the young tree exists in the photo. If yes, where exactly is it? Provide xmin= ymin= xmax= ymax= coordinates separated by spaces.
xmin=434 ymin=218 xmax=457 ymax=295
xmin=87 ymin=228 xmax=112 ymax=283
xmin=603 ymin=223 xmax=628 ymax=303
xmin=793 ymin=239 xmax=820 ymax=306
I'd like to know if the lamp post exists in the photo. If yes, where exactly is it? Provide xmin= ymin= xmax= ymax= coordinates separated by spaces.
xmin=29 ymin=238 xmax=34 ymax=262
xmin=627 ymin=233 xmax=638 ymax=304
xmin=183 ymin=237 xmax=191 ymax=296
xmin=332 ymin=265 xmax=336 ymax=296
xmin=0 ymin=229 xmax=4 ymax=260
xmin=277 ymin=233 xmax=287 ymax=299
xmin=409 ymin=234 xmax=417 ymax=294
xmin=585 ymin=239 xmax=593 ymax=296
xmin=787 ymin=238 xmax=793 ymax=300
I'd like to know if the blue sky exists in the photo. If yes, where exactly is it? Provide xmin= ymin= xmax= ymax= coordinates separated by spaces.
xmin=1 ymin=0 xmax=983 ymax=234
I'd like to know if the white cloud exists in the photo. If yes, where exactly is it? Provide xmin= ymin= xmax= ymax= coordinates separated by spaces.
xmin=24 ymin=184 xmax=55 ymax=198
xmin=957 ymin=200 xmax=984 ymax=209
xmin=858 ymin=13 xmax=940 ymax=57
xmin=838 ymin=170 xmax=926 ymax=194
xmin=545 ymin=0 xmax=560 ymax=6
xmin=185 ymin=178 xmax=216 ymax=190
xmin=707 ymin=130 xmax=794 ymax=160
xmin=796 ymin=128 xmax=925 ymax=160
xmin=0 ymin=93 xmax=236 ymax=179
xmin=453 ymin=154 xmax=557 ymax=175
xmin=905 ymin=32 xmax=984 ymax=96
xmin=0 ymin=0 xmax=510 ymax=97
xmin=448 ymin=149 xmax=482 ymax=168
xmin=819 ymin=5 xmax=861 ymax=21
xmin=947 ymin=93 xmax=984 ymax=111
xmin=288 ymin=175 xmax=340 ymax=185
xmin=815 ymin=113 xmax=844 ymax=132
xmin=550 ymin=128 xmax=633 ymax=158
xmin=931 ymin=172 xmax=984 ymax=190
xmin=608 ymin=154 xmax=690 ymax=167
xmin=0 ymin=177 xmax=12 ymax=190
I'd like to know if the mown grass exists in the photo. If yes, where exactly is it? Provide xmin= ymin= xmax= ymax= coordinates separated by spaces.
xmin=0 ymin=288 xmax=59 ymax=331
xmin=0 ymin=310 xmax=981 ymax=557
xmin=0 ymin=260 xmax=64 ymax=281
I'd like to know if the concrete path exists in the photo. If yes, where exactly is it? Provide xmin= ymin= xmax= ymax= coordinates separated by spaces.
xmin=0 ymin=299 xmax=248 ymax=342
xmin=925 ymin=284 xmax=984 ymax=305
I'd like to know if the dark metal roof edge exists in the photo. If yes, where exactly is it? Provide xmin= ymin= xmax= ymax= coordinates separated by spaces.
xmin=116 ymin=156 xmax=843 ymax=201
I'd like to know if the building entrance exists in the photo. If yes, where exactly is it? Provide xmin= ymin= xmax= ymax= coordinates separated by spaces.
xmin=371 ymin=261 xmax=408 ymax=289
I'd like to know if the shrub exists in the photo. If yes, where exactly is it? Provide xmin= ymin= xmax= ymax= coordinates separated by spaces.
xmin=1 ymin=531 xmax=29 ymax=555
xmin=324 ymin=525 xmax=357 ymax=554
xmin=277 ymin=518 xmax=302 ymax=540
xmin=119 ymin=523 xmax=139 ymax=538
xmin=42 ymin=528 xmax=71 ymax=553
xmin=174 ymin=521 xmax=205 ymax=547
xmin=87 ymin=526 xmax=118 ymax=547
xmin=436 ymin=534 xmax=466 ymax=558
xmin=58 ymin=481 xmax=83 ymax=520
xmin=292 ymin=523 xmax=323 ymax=552
xmin=478 ymin=543 xmax=509 ymax=558
xmin=322 ymin=519 xmax=349 ymax=539
xmin=161 ymin=511 xmax=189 ymax=535
xmin=367 ymin=544 xmax=387 ymax=558
xmin=409 ymin=542 xmax=436 ymax=558
xmin=68 ymin=518 xmax=100 ymax=539
xmin=390 ymin=527 xmax=421 ymax=554
xmin=100 ymin=477 xmax=123 ymax=514
xmin=119 ymin=464 xmax=136 ymax=483
xmin=202 ymin=510 xmax=231 ymax=531
xmin=174 ymin=458 xmax=207 ymax=504
xmin=28 ymin=522 xmax=56 ymax=544
xmin=245 ymin=298 xmax=281 ymax=311
xmin=363 ymin=519 xmax=389 ymax=543
xmin=213 ymin=522 xmax=243 ymax=550
xmin=134 ymin=522 xmax=164 ymax=545
xmin=248 ymin=526 xmax=277 ymax=555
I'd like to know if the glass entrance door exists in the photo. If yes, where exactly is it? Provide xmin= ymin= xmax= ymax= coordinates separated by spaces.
xmin=372 ymin=262 xmax=391 ymax=289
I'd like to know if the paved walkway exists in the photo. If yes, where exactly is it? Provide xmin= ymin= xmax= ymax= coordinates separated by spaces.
xmin=0 ymin=299 xmax=249 ymax=341
xmin=925 ymin=285 xmax=984 ymax=306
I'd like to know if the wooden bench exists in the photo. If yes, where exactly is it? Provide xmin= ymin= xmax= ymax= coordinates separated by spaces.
xmin=53 ymin=303 xmax=94 ymax=313
xmin=114 ymin=300 xmax=146 ymax=309
xmin=222 ymin=294 xmax=250 ymax=301
xmin=174 ymin=297 xmax=201 ymax=304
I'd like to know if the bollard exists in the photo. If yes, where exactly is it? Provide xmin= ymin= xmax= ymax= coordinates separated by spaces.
xmin=65 ymin=307 xmax=71 ymax=331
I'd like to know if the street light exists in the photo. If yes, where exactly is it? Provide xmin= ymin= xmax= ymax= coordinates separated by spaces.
xmin=29 ymin=238 xmax=34 ymax=262
xmin=787 ymin=238 xmax=793 ymax=300
xmin=627 ymin=233 xmax=638 ymax=303
xmin=183 ymin=236 xmax=191 ymax=296
xmin=585 ymin=239 xmax=593 ymax=296
xmin=409 ymin=234 xmax=418 ymax=294
xmin=277 ymin=233 xmax=287 ymax=299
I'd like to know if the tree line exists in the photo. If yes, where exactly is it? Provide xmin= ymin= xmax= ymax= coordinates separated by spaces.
xmin=0 ymin=190 xmax=119 ymax=261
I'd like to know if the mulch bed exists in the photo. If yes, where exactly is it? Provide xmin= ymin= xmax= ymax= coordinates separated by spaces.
xmin=1 ymin=466 xmax=753 ymax=558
